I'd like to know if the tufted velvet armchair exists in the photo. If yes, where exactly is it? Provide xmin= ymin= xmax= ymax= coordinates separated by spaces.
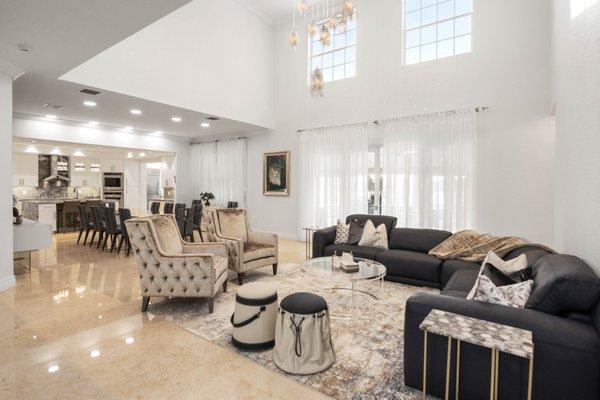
xmin=204 ymin=208 xmax=278 ymax=285
xmin=125 ymin=214 xmax=229 ymax=313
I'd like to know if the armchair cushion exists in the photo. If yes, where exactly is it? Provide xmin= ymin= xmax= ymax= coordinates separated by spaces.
xmin=244 ymin=242 xmax=276 ymax=262
xmin=217 ymin=209 xmax=248 ymax=242
xmin=152 ymin=215 xmax=183 ymax=254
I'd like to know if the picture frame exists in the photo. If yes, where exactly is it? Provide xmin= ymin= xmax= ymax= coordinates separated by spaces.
xmin=263 ymin=151 xmax=290 ymax=196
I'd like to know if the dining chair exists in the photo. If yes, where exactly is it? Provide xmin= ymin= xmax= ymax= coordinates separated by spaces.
xmin=150 ymin=202 xmax=160 ymax=214
xmin=89 ymin=206 xmax=106 ymax=249
xmin=102 ymin=206 xmax=121 ymax=252
xmin=117 ymin=208 xmax=132 ymax=256
xmin=164 ymin=202 xmax=174 ymax=214
xmin=227 ymin=202 xmax=238 ymax=209
xmin=77 ymin=204 xmax=92 ymax=244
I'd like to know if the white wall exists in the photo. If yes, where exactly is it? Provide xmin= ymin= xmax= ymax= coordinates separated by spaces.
xmin=247 ymin=0 xmax=556 ymax=243
xmin=60 ymin=0 xmax=275 ymax=129
xmin=0 ymin=71 xmax=15 ymax=291
xmin=552 ymin=0 xmax=600 ymax=273
xmin=12 ymin=117 xmax=193 ymax=205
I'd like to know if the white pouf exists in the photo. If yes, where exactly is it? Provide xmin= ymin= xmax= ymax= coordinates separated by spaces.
xmin=230 ymin=282 xmax=278 ymax=350
xmin=273 ymin=292 xmax=335 ymax=375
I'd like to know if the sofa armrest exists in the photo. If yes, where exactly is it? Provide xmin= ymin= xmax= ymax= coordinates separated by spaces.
xmin=312 ymin=226 xmax=337 ymax=258
xmin=182 ymin=242 xmax=228 ymax=258
xmin=247 ymin=230 xmax=278 ymax=247
xmin=404 ymin=292 xmax=600 ymax=400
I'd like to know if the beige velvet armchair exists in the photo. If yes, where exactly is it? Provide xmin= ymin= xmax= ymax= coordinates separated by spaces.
xmin=204 ymin=208 xmax=278 ymax=285
xmin=125 ymin=214 xmax=228 ymax=313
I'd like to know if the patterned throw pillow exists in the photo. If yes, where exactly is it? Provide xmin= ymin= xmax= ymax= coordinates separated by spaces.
xmin=358 ymin=220 xmax=389 ymax=249
xmin=334 ymin=219 xmax=350 ymax=244
xmin=473 ymin=275 xmax=534 ymax=308
xmin=467 ymin=251 xmax=529 ymax=299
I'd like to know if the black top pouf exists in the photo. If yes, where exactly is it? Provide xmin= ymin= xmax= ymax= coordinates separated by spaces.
xmin=280 ymin=292 xmax=328 ymax=315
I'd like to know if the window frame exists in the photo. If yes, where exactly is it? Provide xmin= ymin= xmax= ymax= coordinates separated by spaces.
xmin=403 ymin=0 xmax=473 ymax=66
xmin=308 ymin=13 xmax=358 ymax=85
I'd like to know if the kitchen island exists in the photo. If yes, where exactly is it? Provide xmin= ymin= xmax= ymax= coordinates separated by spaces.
xmin=21 ymin=198 xmax=102 ymax=232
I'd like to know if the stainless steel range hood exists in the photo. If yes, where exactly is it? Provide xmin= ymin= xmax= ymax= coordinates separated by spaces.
xmin=41 ymin=155 xmax=70 ymax=185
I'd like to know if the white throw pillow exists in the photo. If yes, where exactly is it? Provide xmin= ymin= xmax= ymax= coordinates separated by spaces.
xmin=467 ymin=251 xmax=529 ymax=299
xmin=472 ymin=275 xmax=534 ymax=308
xmin=358 ymin=220 xmax=388 ymax=249
xmin=334 ymin=219 xmax=350 ymax=244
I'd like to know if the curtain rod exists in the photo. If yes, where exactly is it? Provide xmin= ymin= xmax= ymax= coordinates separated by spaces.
xmin=190 ymin=136 xmax=247 ymax=145
xmin=296 ymin=106 xmax=489 ymax=133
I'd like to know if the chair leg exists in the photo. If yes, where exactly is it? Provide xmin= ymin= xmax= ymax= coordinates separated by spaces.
xmin=97 ymin=231 xmax=104 ymax=249
xmin=101 ymin=233 xmax=109 ymax=250
xmin=110 ymin=235 xmax=116 ymax=252
xmin=83 ymin=228 xmax=91 ymax=245
xmin=117 ymin=236 xmax=125 ymax=255
xmin=197 ymin=228 xmax=204 ymax=242
xmin=189 ymin=234 xmax=195 ymax=243
xmin=273 ymin=263 xmax=278 ymax=276
xmin=208 ymin=297 xmax=214 ymax=314
xmin=141 ymin=296 xmax=150 ymax=312
xmin=223 ymin=280 xmax=228 ymax=293
xmin=89 ymin=231 xmax=97 ymax=247
xmin=77 ymin=229 xmax=83 ymax=244
xmin=126 ymin=241 xmax=132 ymax=257
xmin=237 ymin=272 xmax=245 ymax=286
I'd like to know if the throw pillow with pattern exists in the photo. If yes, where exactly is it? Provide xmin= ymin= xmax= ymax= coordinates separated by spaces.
xmin=467 ymin=251 xmax=530 ymax=299
xmin=358 ymin=220 xmax=389 ymax=249
xmin=334 ymin=219 xmax=350 ymax=244
xmin=473 ymin=275 xmax=534 ymax=308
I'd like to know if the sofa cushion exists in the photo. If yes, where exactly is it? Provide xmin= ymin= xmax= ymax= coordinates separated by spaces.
xmin=345 ymin=214 xmax=397 ymax=237
xmin=441 ymin=259 xmax=481 ymax=287
xmin=243 ymin=242 xmax=276 ymax=262
xmin=442 ymin=268 xmax=479 ymax=295
xmin=151 ymin=216 xmax=182 ymax=255
xmin=526 ymin=254 xmax=600 ymax=313
xmin=388 ymin=228 xmax=452 ymax=253
xmin=323 ymin=244 xmax=385 ymax=260
xmin=375 ymin=250 xmax=443 ymax=283
xmin=217 ymin=209 xmax=248 ymax=242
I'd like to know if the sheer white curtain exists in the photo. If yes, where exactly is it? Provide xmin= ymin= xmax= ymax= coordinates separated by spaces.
xmin=299 ymin=124 xmax=369 ymax=236
xmin=191 ymin=138 xmax=246 ymax=207
xmin=381 ymin=112 xmax=477 ymax=231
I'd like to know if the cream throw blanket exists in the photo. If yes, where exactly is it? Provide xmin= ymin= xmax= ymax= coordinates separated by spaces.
xmin=428 ymin=230 xmax=555 ymax=262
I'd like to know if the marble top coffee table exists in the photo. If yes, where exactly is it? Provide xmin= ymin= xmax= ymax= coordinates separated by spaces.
xmin=419 ymin=309 xmax=534 ymax=400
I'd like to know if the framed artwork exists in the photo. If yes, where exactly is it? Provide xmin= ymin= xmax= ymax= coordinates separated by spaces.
xmin=263 ymin=151 xmax=290 ymax=196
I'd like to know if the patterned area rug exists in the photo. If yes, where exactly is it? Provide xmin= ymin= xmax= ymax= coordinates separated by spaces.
xmin=148 ymin=263 xmax=438 ymax=400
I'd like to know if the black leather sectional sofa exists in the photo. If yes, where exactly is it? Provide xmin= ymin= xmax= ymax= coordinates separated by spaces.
xmin=313 ymin=214 xmax=600 ymax=400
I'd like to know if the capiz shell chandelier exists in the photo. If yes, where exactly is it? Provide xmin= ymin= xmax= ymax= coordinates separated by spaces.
xmin=289 ymin=0 xmax=356 ymax=97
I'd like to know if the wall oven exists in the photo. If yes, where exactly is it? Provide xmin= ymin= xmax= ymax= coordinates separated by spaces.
xmin=103 ymin=173 xmax=123 ymax=191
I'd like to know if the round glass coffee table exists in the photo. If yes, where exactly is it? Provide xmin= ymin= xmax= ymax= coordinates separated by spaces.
xmin=301 ymin=256 xmax=387 ymax=301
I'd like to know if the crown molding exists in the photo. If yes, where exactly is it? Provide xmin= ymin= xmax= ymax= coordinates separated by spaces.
xmin=0 ymin=58 xmax=25 ymax=80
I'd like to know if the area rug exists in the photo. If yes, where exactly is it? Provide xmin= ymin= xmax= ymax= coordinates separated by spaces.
xmin=148 ymin=263 xmax=438 ymax=400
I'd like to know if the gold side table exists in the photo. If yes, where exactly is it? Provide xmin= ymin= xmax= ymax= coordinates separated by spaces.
xmin=419 ymin=309 xmax=534 ymax=400
xmin=302 ymin=226 xmax=324 ymax=260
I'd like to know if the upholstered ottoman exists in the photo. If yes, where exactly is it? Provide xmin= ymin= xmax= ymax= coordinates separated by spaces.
xmin=273 ymin=292 xmax=335 ymax=374
xmin=230 ymin=282 xmax=278 ymax=350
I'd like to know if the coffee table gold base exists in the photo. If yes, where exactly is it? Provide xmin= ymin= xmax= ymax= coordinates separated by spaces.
xmin=422 ymin=332 xmax=534 ymax=400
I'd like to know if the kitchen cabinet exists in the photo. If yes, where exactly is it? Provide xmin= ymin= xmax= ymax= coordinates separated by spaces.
xmin=102 ymin=158 xmax=124 ymax=173
xmin=69 ymin=157 xmax=101 ymax=187
xmin=124 ymin=160 xmax=141 ymax=215
xmin=13 ymin=154 xmax=39 ymax=187
xmin=38 ymin=203 xmax=57 ymax=232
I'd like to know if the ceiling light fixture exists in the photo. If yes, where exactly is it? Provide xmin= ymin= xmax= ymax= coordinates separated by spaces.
xmin=73 ymin=150 xmax=85 ymax=157
xmin=83 ymin=101 xmax=97 ymax=107
xmin=45 ymin=114 xmax=57 ymax=120
xmin=130 ymin=109 xmax=142 ymax=115
xmin=88 ymin=121 xmax=98 ymax=126
xmin=127 ymin=152 xmax=133 ymax=159
xmin=123 ymin=126 xmax=133 ymax=132
xmin=201 ymin=122 xmax=210 ymax=128
xmin=50 ymin=148 xmax=62 ymax=155
xmin=139 ymin=152 xmax=146 ymax=157
xmin=152 ymin=131 xmax=163 ymax=136
xmin=171 ymin=117 xmax=181 ymax=122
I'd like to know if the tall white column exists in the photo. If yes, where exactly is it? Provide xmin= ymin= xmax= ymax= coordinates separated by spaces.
xmin=0 ymin=60 xmax=23 ymax=292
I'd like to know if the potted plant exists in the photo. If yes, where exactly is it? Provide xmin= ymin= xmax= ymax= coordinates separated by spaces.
xmin=200 ymin=192 xmax=215 ymax=206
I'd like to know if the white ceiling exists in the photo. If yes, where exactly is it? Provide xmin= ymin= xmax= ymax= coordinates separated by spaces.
xmin=1 ymin=0 xmax=266 ymax=139
xmin=239 ymin=0 xmax=294 ymax=24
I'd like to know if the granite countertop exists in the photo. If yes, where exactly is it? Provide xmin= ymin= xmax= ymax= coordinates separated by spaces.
xmin=19 ymin=197 xmax=102 ymax=204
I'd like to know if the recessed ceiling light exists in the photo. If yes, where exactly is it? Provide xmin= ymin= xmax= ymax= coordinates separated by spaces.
xmin=51 ymin=148 xmax=62 ymax=155
xmin=127 ymin=152 xmax=133 ymax=159
xmin=171 ymin=117 xmax=182 ymax=122
xmin=130 ymin=109 xmax=142 ymax=115
xmin=152 ymin=131 xmax=163 ymax=136
xmin=123 ymin=126 xmax=133 ymax=132
xmin=201 ymin=122 xmax=210 ymax=128
xmin=88 ymin=121 xmax=98 ymax=126
xmin=73 ymin=150 xmax=85 ymax=157
xmin=139 ymin=152 xmax=146 ymax=157
xmin=45 ymin=114 xmax=57 ymax=120
xmin=83 ymin=101 xmax=97 ymax=107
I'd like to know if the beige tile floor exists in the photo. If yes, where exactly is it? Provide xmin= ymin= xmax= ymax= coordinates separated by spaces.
xmin=0 ymin=233 xmax=330 ymax=399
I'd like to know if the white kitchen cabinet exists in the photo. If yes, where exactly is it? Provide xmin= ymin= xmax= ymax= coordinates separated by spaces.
xmin=124 ymin=160 xmax=141 ymax=215
xmin=13 ymin=154 xmax=39 ymax=187
xmin=38 ymin=203 xmax=57 ymax=232
xmin=69 ymin=157 xmax=86 ymax=187
xmin=102 ymin=158 xmax=124 ymax=173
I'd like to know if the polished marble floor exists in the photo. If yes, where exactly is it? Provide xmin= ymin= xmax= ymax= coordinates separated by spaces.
xmin=0 ymin=232 xmax=329 ymax=399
